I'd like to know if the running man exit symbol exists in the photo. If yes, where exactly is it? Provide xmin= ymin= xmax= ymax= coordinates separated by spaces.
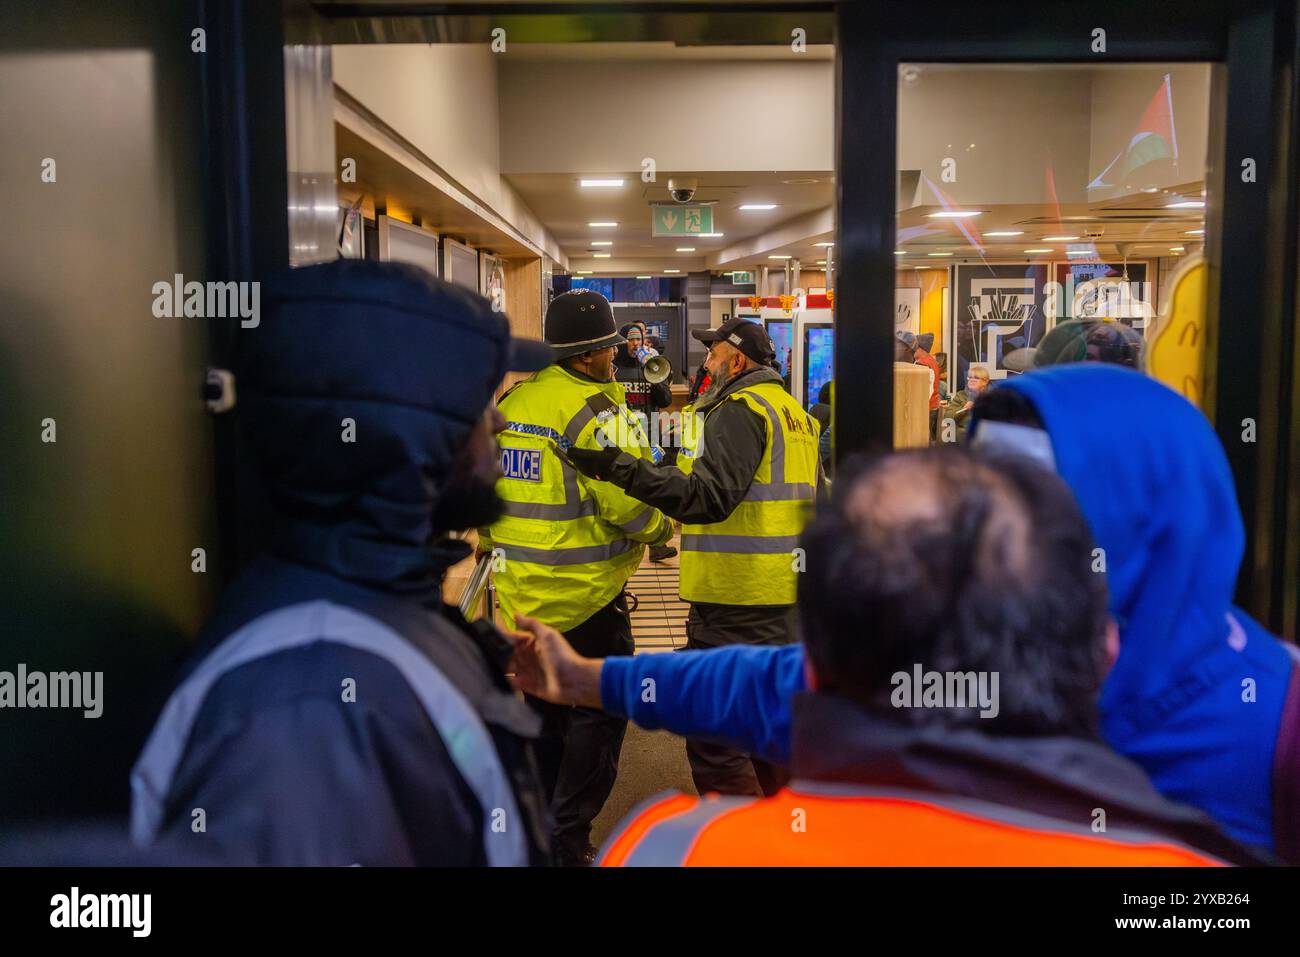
xmin=651 ymin=203 xmax=713 ymax=237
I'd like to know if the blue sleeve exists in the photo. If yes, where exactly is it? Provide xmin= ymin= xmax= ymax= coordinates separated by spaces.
xmin=599 ymin=643 xmax=806 ymax=766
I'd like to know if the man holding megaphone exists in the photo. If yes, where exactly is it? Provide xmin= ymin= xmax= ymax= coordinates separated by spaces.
xmin=613 ymin=323 xmax=674 ymax=421
xmin=613 ymin=326 xmax=678 ymax=566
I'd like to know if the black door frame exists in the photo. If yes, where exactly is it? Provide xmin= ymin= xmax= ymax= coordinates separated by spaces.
xmin=834 ymin=0 xmax=1299 ymax=635
xmin=204 ymin=0 xmax=1299 ymax=633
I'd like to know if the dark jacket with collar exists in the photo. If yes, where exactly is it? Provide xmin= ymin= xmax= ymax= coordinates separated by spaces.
xmin=606 ymin=365 xmax=782 ymax=525
xmin=129 ymin=261 xmax=551 ymax=866
xmin=790 ymin=692 xmax=1266 ymax=865
xmin=613 ymin=350 xmax=673 ymax=413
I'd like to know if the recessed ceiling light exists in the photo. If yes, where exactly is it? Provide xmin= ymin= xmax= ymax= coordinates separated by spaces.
xmin=814 ymin=242 xmax=835 ymax=247
xmin=928 ymin=252 xmax=953 ymax=257
xmin=588 ymin=222 xmax=618 ymax=227
xmin=592 ymin=253 xmax=611 ymax=258
xmin=740 ymin=204 xmax=779 ymax=211
xmin=636 ymin=275 xmax=652 ymax=279
xmin=927 ymin=210 xmax=982 ymax=219
xmin=575 ymin=271 xmax=593 ymax=275
xmin=1184 ymin=229 xmax=1205 ymax=235
xmin=1024 ymin=248 xmax=1053 ymax=254
xmin=768 ymin=255 xmax=791 ymax=260
xmin=816 ymin=260 xmax=827 ymax=264
xmin=699 ymin=232 xmax=724 ymax=238
xmin=1141 ymin=187 xmax=1160 ymax=193
xmin=914 ymin=265 xmax=932 ymax=269
xmin=782 ymin=178 xmax=820 ymax=185
xmin=1066 ymin=250 xmax=1092 ymax=257
xmin=1166 ymin=200 xmax=1205 ymax=209
xmin=589 ymin=241 xmax=612 ymax=246
xmin=1042 ymin=235 xmax=1079 ymax=241
xmin=893 ymin=250 xmax=907 ymax=256
xmin=580 ymin=179 xmax=624 ymax=188
xmin=984 ymin=231 xmax=1024 ymax=237
xmin=1170 ymin=246 xmax=1186 ymax=252
xmin=677 ymin=247 xmax=696 ymax=252
xmin=664 ymin=269 xmax=681 ymax=274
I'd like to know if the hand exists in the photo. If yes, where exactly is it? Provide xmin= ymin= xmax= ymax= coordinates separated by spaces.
xmin=563 ymin=445 xmax=623 ymax=481
xmin=507 ymin=615 xmax=604 ymax=708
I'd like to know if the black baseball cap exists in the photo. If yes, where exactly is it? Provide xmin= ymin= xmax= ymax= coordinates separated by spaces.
xmin=692 ymin=316 xmax=776 ymax=365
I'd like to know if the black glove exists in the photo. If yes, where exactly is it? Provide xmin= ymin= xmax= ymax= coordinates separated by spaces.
xmin=564 ymin=446 xmax=624 ymax=482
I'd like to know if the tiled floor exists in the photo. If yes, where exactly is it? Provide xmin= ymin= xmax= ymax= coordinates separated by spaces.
xmin=592 ymin=534 xmax=698 ymax=847
xmin=626 ymin=534 xmax=688 ymax=652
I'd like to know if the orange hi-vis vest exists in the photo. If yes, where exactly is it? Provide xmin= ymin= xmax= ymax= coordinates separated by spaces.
xmin=600 ymin=785 xmax=1226 ymax=867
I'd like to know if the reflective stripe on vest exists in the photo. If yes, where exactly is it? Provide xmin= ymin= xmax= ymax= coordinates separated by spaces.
xmin=130 ymin=600 xmax=527 ymax=866
xmin=680 ymin=533 xmax=802 ymax=554
xmin=604 ymin=784 xmax=1224 ymax=867
xmin=500 ymin=446 xmax=597 ymax=521
xmin=678 ymin=382 xmax=819 ymax=605
xmin=494 ymin=538 xmax=635 ymax=566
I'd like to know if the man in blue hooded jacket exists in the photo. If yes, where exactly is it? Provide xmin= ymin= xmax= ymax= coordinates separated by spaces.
xmin=512 ymin=365 xmax=1300 ymax=861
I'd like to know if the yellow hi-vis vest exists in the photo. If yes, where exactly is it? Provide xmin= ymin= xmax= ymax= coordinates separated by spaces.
xmin=677 ymin=381 xmax=820 ymax=606
xmin=480 ymin=365 xmax=671 ymax=633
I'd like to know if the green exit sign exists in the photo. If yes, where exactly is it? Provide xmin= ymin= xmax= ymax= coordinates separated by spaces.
xmin=651 ymin=203 xmax=713 ymax=237
xmin=730 ymin=271 xmax=754 ymax=285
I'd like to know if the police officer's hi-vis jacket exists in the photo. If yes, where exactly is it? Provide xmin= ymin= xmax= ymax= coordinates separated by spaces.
xmin=479 ymin=364 xmax=672 ymax=633
xmin=596 ymin=365 xmax=821 ymax=607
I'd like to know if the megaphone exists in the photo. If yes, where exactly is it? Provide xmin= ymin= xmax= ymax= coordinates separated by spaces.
xmin=644 ymin=355 xmax=672 ymax=384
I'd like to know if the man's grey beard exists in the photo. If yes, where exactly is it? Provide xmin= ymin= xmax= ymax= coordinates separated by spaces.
xmin=699 ymin=367 xmax=732 ymax=404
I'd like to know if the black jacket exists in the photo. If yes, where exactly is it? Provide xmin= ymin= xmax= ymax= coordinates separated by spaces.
xmin=613 ymin=351 xmax=672 ymax=413
xmin=608 ymin=365 xmax=780 ymax=525
xmin=131 ymin=261 xmax=552 ymax=866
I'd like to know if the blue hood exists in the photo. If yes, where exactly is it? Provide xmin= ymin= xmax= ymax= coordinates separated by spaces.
xmin=979 ymin=365 xmax=1247 ymax=705
xmin=973 ymin=364 xmax=1293 ymax=851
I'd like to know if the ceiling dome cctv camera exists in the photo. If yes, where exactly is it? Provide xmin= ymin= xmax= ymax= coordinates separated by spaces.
xmin=668 ymin=178 xmax=698 ymax=203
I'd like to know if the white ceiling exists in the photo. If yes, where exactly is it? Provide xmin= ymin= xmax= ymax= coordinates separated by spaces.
xmin=496 ymin=58 xmax=1210 ymax=276
xmin=504 ymin=170 xmax=834 ymax=273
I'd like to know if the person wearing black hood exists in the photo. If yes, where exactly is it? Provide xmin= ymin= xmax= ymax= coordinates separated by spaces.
xmin=129 ymin=260 xmax=556 ymax=866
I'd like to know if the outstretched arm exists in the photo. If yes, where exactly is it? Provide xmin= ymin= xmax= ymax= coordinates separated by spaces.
xmin=509 ymin=616 xmax=805 ymax=766
xmin=569 ymin=401 xmax=766 ymax=525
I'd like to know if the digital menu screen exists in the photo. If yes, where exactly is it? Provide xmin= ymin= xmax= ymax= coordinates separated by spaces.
xmin=804 ymin=324 xmax=834 ymax=407
xmin=767 ymin=319 xmax=793 ymax=377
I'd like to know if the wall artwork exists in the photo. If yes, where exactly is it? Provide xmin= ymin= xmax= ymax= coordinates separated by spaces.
xmin=1050 ymin=262 xmax=1152 ymax=332
xmin=895 ymin=287 xmax=921 ymax=335
xmin=953 ymin=264 xmax=1049 ymax=382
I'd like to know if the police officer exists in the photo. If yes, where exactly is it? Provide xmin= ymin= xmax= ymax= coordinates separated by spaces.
xmin=566 ymin=316 xmax=821 ymax=798
xmin=479 ymin=288 xmax=672 ymax=865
